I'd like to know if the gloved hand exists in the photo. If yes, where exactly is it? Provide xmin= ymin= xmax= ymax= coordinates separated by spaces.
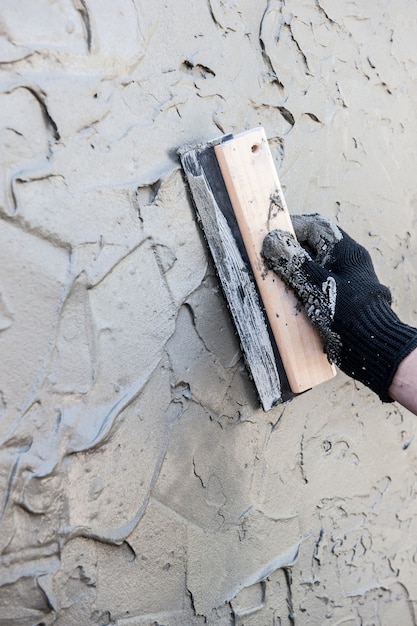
xmin=262 ymin=213 xmax=417 ymax=402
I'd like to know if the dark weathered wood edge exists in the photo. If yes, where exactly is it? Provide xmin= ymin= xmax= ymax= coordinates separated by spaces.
xmin=180 ymin=141 xmax=294 ymax=410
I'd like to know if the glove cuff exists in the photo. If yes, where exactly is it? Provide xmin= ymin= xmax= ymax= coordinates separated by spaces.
xmin=339 ymin=300 xmax=417 ymax=402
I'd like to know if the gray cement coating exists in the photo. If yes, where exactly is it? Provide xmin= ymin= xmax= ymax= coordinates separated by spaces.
xmin=1 ymin=1 xmax=417 ymax=624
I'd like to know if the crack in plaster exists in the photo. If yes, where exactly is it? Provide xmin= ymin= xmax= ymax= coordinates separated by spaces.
xmin=259 ymin=0 xmax=286 ymax=91
xmin=285 ymin=22 xmax=312 ymax=75
xmin=72 ymin=0 xmax=92 ymax=51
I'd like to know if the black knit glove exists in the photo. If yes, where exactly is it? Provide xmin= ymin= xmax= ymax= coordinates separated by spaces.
xmin=262 ymin=213 xmax=417 ymax=402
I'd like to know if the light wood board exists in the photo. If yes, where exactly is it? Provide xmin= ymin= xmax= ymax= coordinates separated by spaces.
xmin=214 ymin=127 xmax=336 ymax=393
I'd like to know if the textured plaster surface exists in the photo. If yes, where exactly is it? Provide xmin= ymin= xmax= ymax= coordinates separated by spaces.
xmin=1 ymin=1 xmax=417 ymax=624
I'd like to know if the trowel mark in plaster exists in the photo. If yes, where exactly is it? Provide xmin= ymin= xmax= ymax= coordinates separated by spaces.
xmin=0 ymin=0 xmax=90 ymax=57
xmin=185 ymin=278 xmax=242 ymax=371
xmin=284 ymin=22 xmax=312 ymax=76
xmin=1 ymin=86 xmax=60 ymax=217
xmin=73 ymin=0 xmax=92 ymax=51
xmin=230 ymin=580 xmax=266 ymax=617
xmin=229 ymin=567 xmax=295 ymax=622
xmin=277 ymin=106 xmax=295 ymax=128
xmin=0 ymin=442 xmax=32 ymax=522
xmin=0 ymin=292 xmax=14 ymax=331
xmin=0 ymin=367 xmax=189 ymax=592
xmin=207 ymin=0 xmax=222 ymax=30
xmin=259 ymin=1 xmax=286 ymax=92
xmin=259 ymin=0 xmax=341 ymax=101
xmin=65 ymin=398 xmax=186 ymax=546
xmin=0 ymin=247 xmax=75 ymax=448
xmin=366 ymin=56 xmax=394 ymax=95
xmin=150 ymin=239 xmax=183 ymax=315
xmin=181 ymin=59 xmax=216 ymax=80
xmin=207 ymin=0 xmax=244 ymax=35
xmin=6 ymin=367 xmax=187 ymax=552
xmin=222 ymin=541 xmax=302 ymax=612
xmin=19 ymin=85 xmax=60 ymax=141
xmin=0 ymin=246 xmax=178 ymax=540
xmin=315 ymin=0 xmax=336 ymax=25
xmin=48 ymin=272 xmax=97 ymax=394
xmin=134 ymin=179 xmax=161 ymax=222
xmin=299 ymin=431 xmax=308 ymax=485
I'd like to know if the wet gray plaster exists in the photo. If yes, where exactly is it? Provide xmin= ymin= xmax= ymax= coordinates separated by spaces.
xmin=1 ymin=0 xmax=417 ymax=624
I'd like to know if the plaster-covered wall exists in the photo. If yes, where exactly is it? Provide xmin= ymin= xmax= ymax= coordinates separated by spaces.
xmin=1 ymin=1 xmax=417 ymax=624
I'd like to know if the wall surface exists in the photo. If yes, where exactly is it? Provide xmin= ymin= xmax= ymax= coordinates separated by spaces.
xmin=1 ymin=1 xmax=417 ymax=624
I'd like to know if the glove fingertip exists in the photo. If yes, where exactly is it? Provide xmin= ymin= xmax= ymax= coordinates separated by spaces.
xmin=290 ymin=213 xmax=342 ymax=266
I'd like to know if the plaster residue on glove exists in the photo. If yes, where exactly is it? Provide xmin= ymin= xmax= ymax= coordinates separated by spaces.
xmin=262 ymin=217 xmax=342 ymax=365
xmin=290 ymin=213 xmax=343 ymax=265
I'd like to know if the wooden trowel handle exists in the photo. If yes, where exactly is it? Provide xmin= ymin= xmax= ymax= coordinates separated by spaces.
xmin=214 ymin=127 xmax=336 ymax=393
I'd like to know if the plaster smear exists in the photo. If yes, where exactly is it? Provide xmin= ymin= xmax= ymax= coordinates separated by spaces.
xmin=1 ymin=0 xmax=417 ymax=624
